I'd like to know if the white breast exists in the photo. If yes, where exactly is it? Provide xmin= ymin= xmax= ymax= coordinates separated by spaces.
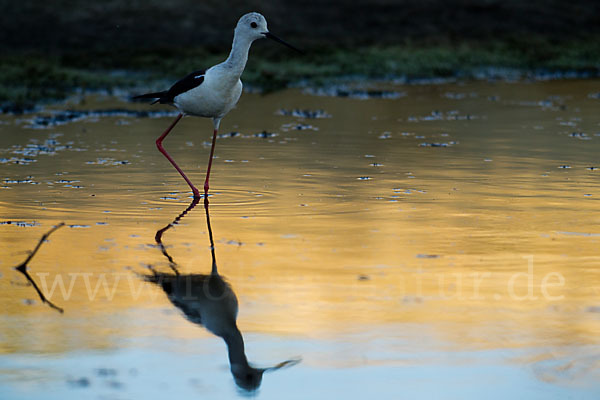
xmin=174 ymin=67 xmax=243 ymax=118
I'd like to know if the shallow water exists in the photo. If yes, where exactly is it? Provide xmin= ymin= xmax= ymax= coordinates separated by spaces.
xmin=1 ymin=80 xmax=600 ymax=399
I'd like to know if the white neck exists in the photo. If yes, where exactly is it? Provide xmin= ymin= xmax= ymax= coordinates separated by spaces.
xmin=222 ymin=32 xmax=253 ymax=79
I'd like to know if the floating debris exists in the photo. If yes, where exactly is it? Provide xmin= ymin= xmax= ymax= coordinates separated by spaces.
xmin=24 ymin=109 xmax=179 ymax=128
xmin=96 ymin=368 xmax=118 ymax=377
xmin=27 ymin=110 xmax=86 ymax=127
xmin=307 ymin=86 xmax=405 ymax=100
xmin=280 ymin=123 xmax=318 ymax=132
xmin=394 ymin=188 xmax=426 ymax=195
xmin=568 ymin=132 xmax=590 ymax=140
xmin=555 ymin=231 xmax=600 ymax=237
xmin=68 ymin=225 xmax=91 ymax=228
xmin=294 ymin=124 xmax=315 ymax=130
xmin=357 ymin=176 xmax=372 ymax=180
xmin=67 ymin=377 xmax=91 ymax=388
xmin=338 ymin=88 xmax=404 ymax=99
xmin=276 ymin=108 xmax=331 ymax=119
xmin=409 ymin=111 xmax=477 ymax=122
xmin=416 ymin=254 xmax=440 ymax=259
xmin=370 ymin=163 xmax=384 ymax=167
xmin=86 ymin=158 xmax=130 ymax=166
xmin=557 ymin=165 xmax=571 ymax=169
xmin=0 ymin=157 xmax=37 ymax=165
xmin=559 ymin=121 xmax=577 ymax=127
xmin=587 ymin=167 xmax=598 ymax=171
xmin=3 ymin=177 xmax=37 ymax=184
xmin=254 ymin=131 xmax=278 ymax=138
xmin=378 ymin=132 xmax=392 ymax=139
xmin=443 ymin=92 xmax=476 ymax=100
xmin=217 ymin=131 xmax=242 ymax=139
xmin=0 ymin=220 xmax=40 ymax=227
xmin=0 ymin=134 xmax=87 ymax=166
xmin=418 ymin=141 xmax=457 ymax=147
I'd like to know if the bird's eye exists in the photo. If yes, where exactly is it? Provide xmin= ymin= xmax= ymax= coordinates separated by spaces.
xmin=250 ymin=22 xmax=258 ymax=28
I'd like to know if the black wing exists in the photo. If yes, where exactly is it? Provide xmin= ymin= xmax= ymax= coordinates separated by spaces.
xmin=133 ymin=69 xmax=205 ymax=104
xmin=163 ymin=69 xmax=206 ymax=102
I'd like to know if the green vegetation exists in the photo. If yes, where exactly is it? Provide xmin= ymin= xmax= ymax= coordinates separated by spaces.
xmin=2 ymin=38 xmax=599 ymax=112
xmin=1 ymin=0 xmax=599 ymax=111
xmin=0 ymin=55 xmax=135 ymax=111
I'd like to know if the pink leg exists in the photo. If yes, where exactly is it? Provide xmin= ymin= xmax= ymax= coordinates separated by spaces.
xmin=204 ymin=128 xmax=218 ymax=196
xmin=155 ymin=113 xmax=201 ymax=199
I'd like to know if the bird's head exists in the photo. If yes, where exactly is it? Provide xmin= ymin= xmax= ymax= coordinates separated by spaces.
xmin=236 ymin=12 xmax=268 ymax=41
xmin=231 ymin=363 xmax=265 ymax=391
xmin=236 ymin=12 xmax=302 ymax=53
xmin=230 ymin=358 xmax=301 ymax=392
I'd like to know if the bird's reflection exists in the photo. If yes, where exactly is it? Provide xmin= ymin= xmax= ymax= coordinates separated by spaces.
xmin=145 ymin=198 xmax=299 ymax=391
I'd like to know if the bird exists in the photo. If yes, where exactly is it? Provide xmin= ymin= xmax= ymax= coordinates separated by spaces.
xmin=145 ymin=197 xmax=300 ymax=391
xmin=133 ymin=12 xmax=301 ymax=200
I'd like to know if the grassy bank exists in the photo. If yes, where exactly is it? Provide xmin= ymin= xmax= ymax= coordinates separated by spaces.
xmin=2 ymin=38 xmax=600 ymax=112
xmin=2 ymin=0 xmax=599 ymax=112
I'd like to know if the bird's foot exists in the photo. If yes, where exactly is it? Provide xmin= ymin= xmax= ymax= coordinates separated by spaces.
xmin=191 ymin=187 xmax=201 ymax=199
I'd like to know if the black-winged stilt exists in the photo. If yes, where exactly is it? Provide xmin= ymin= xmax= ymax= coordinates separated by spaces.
xmin=134 ymin=12 xmax=301 ymax=200
xmin=145 ymin=198 xmax=300 ymax=390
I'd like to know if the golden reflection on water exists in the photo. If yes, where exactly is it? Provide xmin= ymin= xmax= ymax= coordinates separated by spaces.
xmin=1 ymin=80 xmax=600 ymax=365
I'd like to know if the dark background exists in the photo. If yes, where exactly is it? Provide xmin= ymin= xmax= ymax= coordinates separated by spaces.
xmin=2 ymin=0 xmax=598 ymax=55
xmin=1 ymin=0 xmax=599 ymax=109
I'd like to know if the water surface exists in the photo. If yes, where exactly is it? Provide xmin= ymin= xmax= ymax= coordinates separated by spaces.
xmin=1 ymin=80 xmax=600 ymax=399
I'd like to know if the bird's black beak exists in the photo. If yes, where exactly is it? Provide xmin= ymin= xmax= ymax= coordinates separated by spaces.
xmin=262 ymin=32 xmax=303 ymax=54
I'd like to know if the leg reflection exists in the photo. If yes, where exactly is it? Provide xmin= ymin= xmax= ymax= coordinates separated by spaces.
xmin=145 ymin=198 xmax=300 ymax=391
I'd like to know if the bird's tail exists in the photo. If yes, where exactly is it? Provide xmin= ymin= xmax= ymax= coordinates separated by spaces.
xmin=132 ymin=91 xmax=168 ymax=105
